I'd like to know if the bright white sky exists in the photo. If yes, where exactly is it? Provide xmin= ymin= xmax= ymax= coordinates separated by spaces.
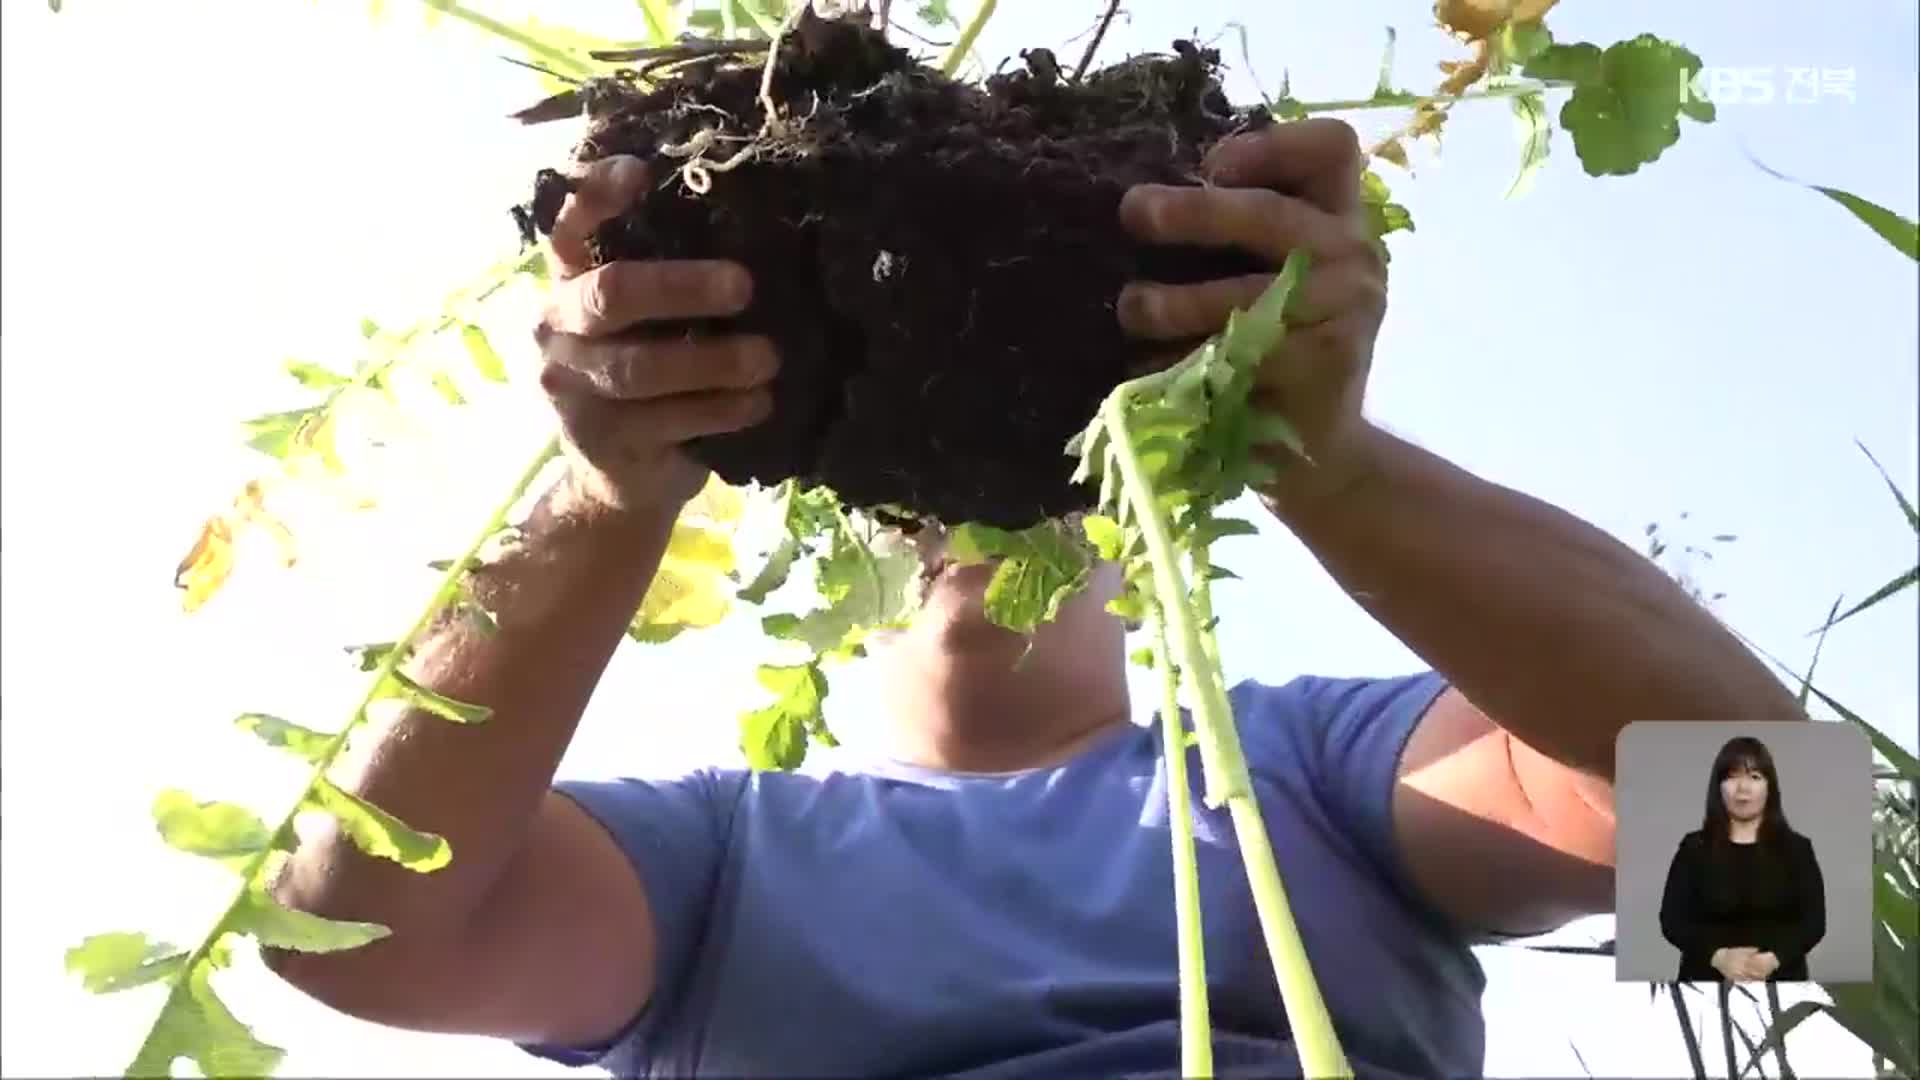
xmin=2 ymin=0 xmax=1914 ymax=1077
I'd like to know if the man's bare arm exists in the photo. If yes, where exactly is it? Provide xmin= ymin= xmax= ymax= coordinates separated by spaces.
xmin=266 ymin=480 xmax=679 ymax=1046
xmin=1269 ymin=425 xmax=1803 ymax=934
xmin=265 ymin=154 xmax=775 ymax=1047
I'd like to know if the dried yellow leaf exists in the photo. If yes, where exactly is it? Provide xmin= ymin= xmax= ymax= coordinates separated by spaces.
xmin=174 ymin=515 xmax=237 ymax=614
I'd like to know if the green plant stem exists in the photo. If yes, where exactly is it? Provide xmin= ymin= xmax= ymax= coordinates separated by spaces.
xmin=1100 ymin=394 xmax=1349 ymax=1079
xmin=1293 ymin=79 xmax=1557 ymax=116
xmin=414 ymin=0 xmax=598 ymax=77
xmin=126 ymin=436 xmax=564 ymax=1072
xmin=1153 ymin=602 xmax=1213 ymax=1078
xmin=939 ymin=0 xmax=996 ymax=77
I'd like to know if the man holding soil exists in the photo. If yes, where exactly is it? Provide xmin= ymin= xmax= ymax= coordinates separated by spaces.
xmin=263 ymin=119 xmax=1803 ymax=1077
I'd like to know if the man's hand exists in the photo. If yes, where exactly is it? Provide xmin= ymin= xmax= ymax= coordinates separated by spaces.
xmin=1747 ymin=951 xmax=1781 ymax=980
xmin=1116 ymin=117 xmax=1386 ymax=510
xmin=537 ymin=155 xmax=778 ymax=517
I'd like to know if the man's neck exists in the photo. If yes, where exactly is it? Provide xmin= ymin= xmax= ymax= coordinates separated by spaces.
xmin=880 ymin=651 xmax=1132 ymax=774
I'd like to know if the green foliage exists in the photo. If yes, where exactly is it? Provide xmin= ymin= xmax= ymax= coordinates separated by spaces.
xmin=946 ymin=520 xmax=1094 ymax=635
xmin=1522 ymin=35 xmax=1714 ymax=176
xmin=305 ymin=778 xmax=452 ymax=873
xmin=65 ymin=933 xmax=188 ymax=994
xmin=85 ymin=5 xmax=1908 ymax=1078
xmin=152 ymin=790 xmax=276 ymax=873
xmin=129 ymin=956 xmax=286 ymax=1079
xmin=740 ymin=661 xmax=832 ymax=769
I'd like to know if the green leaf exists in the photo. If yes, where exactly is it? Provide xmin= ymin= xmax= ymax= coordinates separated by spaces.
xmin=359 ymin=316 xmax=381 ymax=340
xmin=232 ymin=885 xmax=389 ymax=953
xmin=740 ymin=662 xmax=827 ymax=770
xmin=1801 ymin=682 xmax=1920 ymax=783
xmin=1496 ymin=19 xmax=1552 ymax=69
xmin=1129 ymin=645 xmax=1157 ymax=668
xmin=344 ymin=641 xmax=399 ymax=672
xmin=947 ymin=521 xmax=1095 ymax=634
xmin=127 ymin=957 xmax=285 ymax=1079
xmin=379 ymin=669 xmax=492 ymax=724
xmin=284 ymin=359 xmax=350 ymax=388
xmin=241 ymin=407 xmax=320 ymax=460
xmin=916 ymin=0 xmax=952 ymax=22
xmin=738 ymin=482 xmax=839 ymax=603
xmin=1797 ymin=596 xmax=1844 ymax=708
xmin=1082 ymin=514 xmax=1127 ymax=560
xmin=1358 ymin=170 xmax=1413 ymax=263
xmin=460 ymin=324 xmax=510 ymax=383
xmin=152 ymin=790 xmax=273 ymax=872
xmin=65 ymin=932 xmax=189 ymax=994
xmin=1523 ymin=35 xmax=1713 ymax=177
xmin=1812 ymin=186 xmax=1920 ymax=261
xmin=304 ymin=779 xmax=452 ymax=871
xmin=234 ymin=713 xmax=335 ymax=765
xmin=766 ymin=518 xmax=923 ymax=654
xmin=1859 ymin=439 xmax=1919 ymax=531
xmin=429 ymin=370 xmax=467 ymax=405
xmin=1505 ymin=89 xmax=1552 ymax=199
xmin=1191 ymin=516 xmax=1259 ymax=547
xmin=1822 ymin=568 xmax=1919 ymax=632
xmin=636 ymin=0 xmax=678 ymax=44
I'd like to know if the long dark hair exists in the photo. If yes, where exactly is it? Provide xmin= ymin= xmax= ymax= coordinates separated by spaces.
xmin=1700 ymin=734 xmax=1795 ymax=847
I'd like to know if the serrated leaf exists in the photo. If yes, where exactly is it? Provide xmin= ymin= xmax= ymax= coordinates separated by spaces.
xmin=234 ymin=713 xmax=335 ymax=765
xmin=127 ymin=957 xmax=285 ymax=1079
xmin=241 ymin=408 xmax=320 ymax=461
xmin=1523 ymin=35 xmax=1712 ymax=177
xmin=740 ymin=662 xmax=827 ymax=770
xmin=1191 ymin=516 xmax=1259 ymax=547
xmin=152 ymin=790 xmax=273 ymax=872
xmin=65 ymin=932 xmax=189 ymax=994
xmin=1360 ymin=169 xmax=1414 ymax=253
xmin=344 ymin=641 xmax=399 ymax=672
xmin=232 ymin=885 xmax=389 ymax=953
xmin=1082 ymin=514 xmax=1126 ymax=560
xmin=284 ymin=359 xmax=350 ymax=388
xmin=738 ymin=481 xmax=836 ymax=603
xmin=768 ymin=523 xmax=923 ymax=654
xmin=379 ymin=670 xmax=491 ymax=724
xmin=304 ymin=779 xmax=451 ymax=872
xmin=948 ymin=521 xmax=1096 ymax=634
xmin=459 ymin=324 xmax=510 ymax=383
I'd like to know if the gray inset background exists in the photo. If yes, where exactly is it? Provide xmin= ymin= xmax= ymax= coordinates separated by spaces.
xmin=1614 ymin=720 xmax=1873 ymax=983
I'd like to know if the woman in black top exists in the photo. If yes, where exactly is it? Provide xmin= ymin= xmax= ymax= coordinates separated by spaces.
xmin=1658 ymin=735 xmax=1826 ymax=982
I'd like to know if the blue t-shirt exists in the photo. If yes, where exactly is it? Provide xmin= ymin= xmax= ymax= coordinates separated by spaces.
xmin=524 ymin=673 xmax=1487 ymax=1077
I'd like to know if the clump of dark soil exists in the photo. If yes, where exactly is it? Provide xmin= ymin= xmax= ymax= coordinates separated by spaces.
xmin=517 ymin=10 xmax=1271 ymax=529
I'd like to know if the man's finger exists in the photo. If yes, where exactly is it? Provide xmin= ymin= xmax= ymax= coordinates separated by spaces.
xmin=1117 ymin=274 xmax=1275 ymax=342
xmin=1120 ymin=185 xmax=1363 ymax=265
xmin=550 ymin=156 xmax=649 ymax=279
xmin=545 ymin=367 xmax=775 ymax=453
xmin=1203 ymin=119 xmax=1364 ymax=215
xmin=543 ymin=259 xmax=753 ymax=336
xmin=543 ymin=332 xmax=779 ymax=400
